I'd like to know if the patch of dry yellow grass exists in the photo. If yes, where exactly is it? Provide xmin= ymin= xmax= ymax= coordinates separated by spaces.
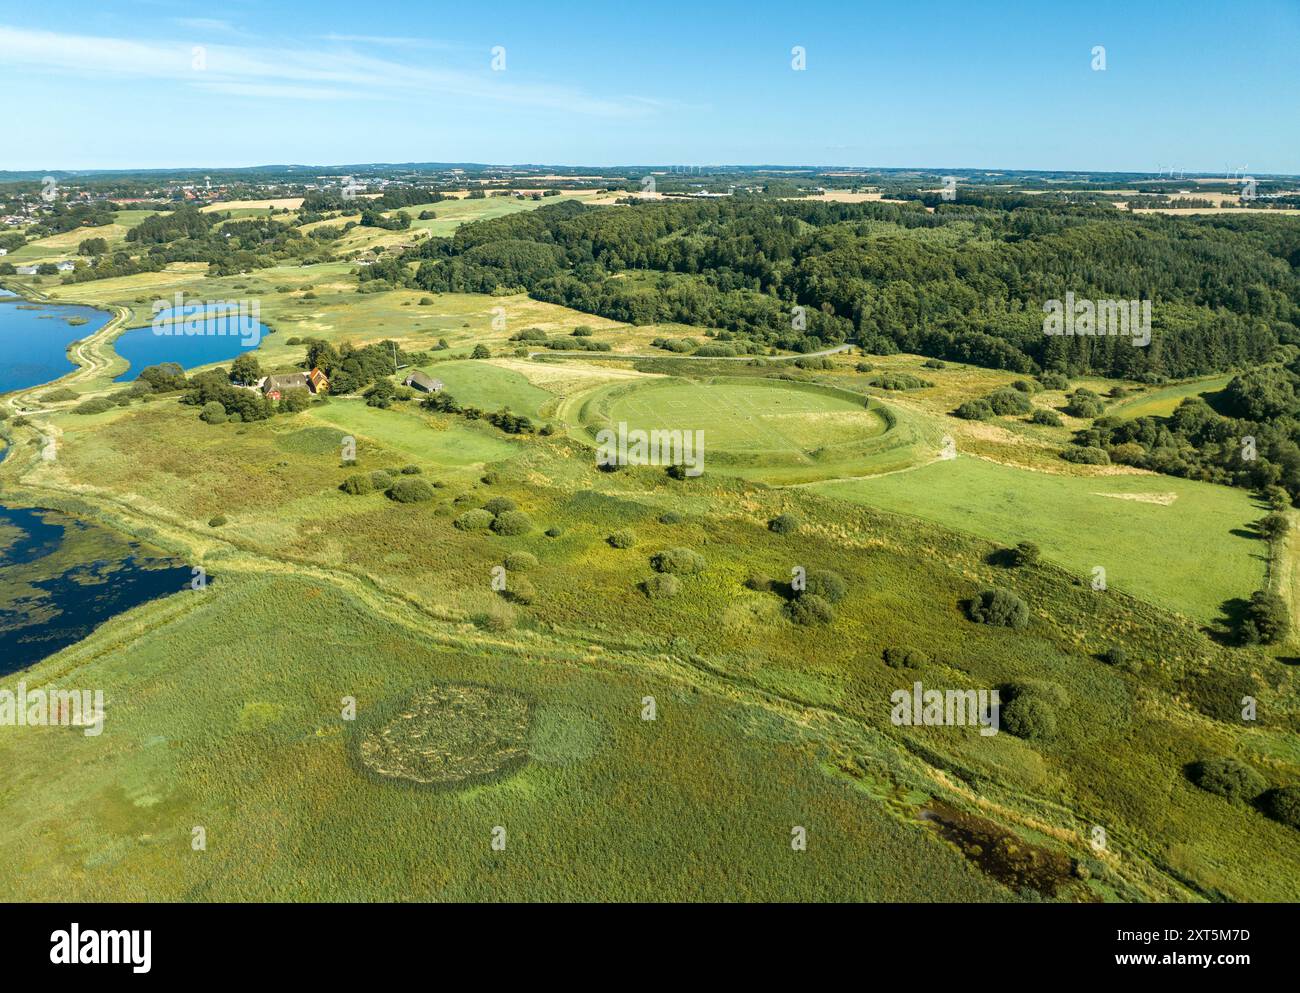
xmin=201 ymin=198 xmax=304 ymax=212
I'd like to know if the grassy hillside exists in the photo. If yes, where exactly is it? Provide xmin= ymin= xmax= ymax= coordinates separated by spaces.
xmin=810 ymin=454 xmax=1268 ymax=625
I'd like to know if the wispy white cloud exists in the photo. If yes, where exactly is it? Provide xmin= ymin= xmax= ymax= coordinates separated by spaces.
xmin=171 ymin=18 xmax=238 ymax=33
xmin=0 ymin=24 xmax=653 ymax=117
xmin=194 ymin=81 xmax=369 ymax=102
xmin=319 ymin=33 xmax=459 ymax=50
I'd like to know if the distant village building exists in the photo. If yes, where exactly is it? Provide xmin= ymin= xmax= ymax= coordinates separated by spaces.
xmin=402 ymin=371 xmax=443 ymax=393
xmin=0 ymin=248 xmax=7 ymax=256
xmin=307 ymin=368 xmax=329 ymax=394
xmin=55 ymin=260 xmax=75 ymax=272
xmin=15 ymin=265 xmax=38 ymax=275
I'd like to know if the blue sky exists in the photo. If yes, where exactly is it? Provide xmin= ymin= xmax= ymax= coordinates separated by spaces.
xmin=1 ymin=0 xmax=1297 ymax=173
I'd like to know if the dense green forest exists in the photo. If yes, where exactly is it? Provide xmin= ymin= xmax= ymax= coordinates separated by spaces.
xmin=383 ymin=198 xmax=1300 ymax=380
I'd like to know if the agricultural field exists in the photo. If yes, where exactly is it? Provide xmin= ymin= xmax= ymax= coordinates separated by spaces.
xmin=396 ymin=192 xmax=605 ymax=237
xmin=2 ymin=209 xmax=160 ymax=264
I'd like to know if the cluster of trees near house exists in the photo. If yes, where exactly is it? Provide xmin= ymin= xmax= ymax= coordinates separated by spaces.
xmin=381 ymin=197 xmax=1298 ymax=380
xmin=300 ymin=337 xmax=427 ymax=396
xmin=72 ymin=361 xmax=287 ymax=421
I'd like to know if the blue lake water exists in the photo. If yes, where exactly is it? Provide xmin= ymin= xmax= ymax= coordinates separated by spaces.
xmin=113 ymin=304 xmax=270 ymax=382
xmin=0 ymin=290 xmax=112 ymax=395
xmin=0 ymin=505 xmax=196 ymax=675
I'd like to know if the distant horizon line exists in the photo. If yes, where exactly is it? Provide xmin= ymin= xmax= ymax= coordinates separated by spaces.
xmin=1 ymin=161 xmax=1296 ymax=180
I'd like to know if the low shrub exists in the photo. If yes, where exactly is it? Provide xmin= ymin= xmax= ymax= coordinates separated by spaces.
xmin=1060 ymin=445 xmax=1110 ymax=465
xmin=75 ymin=397 xmax=115 ymax=416
xmin=954 ymin=399 xmax=993 ymax=421
xmin=642 ymin=574 xmax=681 ymax=599
xmin=491 ymin=510 xmax=532 ymax=536
xmin=1009 ymin=541 xmax=1040 ymax=567
xmin=769 ymin=513 xmax=802 ymax=535
xmin=1001 ymin=696 xmax=1057 ymax=740
xmin=608 ymin=529 xmax=636 ymax=549
xmin=340 ymin=474 xmax=374 ymax=495
xmin=454 ymin=508 xmax=495 ymax=531
xmin=1190 ymin=757 xmax=1267 ymax=801
xmin=882 ymin=646 xmax=928 ymax=669
xmin=1263 ymin=786 xmax=1300 ymax=829
xmin=787 ymin=593 xmax=835 ymax=625
xmin=986 ymin=388 xmax=1032 ymax=415
xmin=388 ymin=478 xmax=435 ymax=502
xmin=651 ymin=547 xmax=705 ymax=575
xmin=1064 ymin=390 xmax=1105 ymax=418
xmin=870 ymin=373 xmax=931 ymax=391
xmin=967 ymin=588 xmax=1029 ymax=629
xmin=504 ymin=551 xmax=538 ymax=571
xmin=504 ymin=576 xmax=536 ymax=605
xmin=483 ymin=496 xmax=517 ymax=516
xmin=805 ymin=569 xmax=847 ymax=603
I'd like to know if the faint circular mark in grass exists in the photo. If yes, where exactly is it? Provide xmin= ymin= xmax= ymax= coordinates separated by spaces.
xmin=357 ymin=683 xmax=532 ymax=789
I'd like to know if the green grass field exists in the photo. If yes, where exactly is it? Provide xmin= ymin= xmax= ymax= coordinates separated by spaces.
xmin=810 ymin=455 xmax=1267 ymax=624
xmin=1110 ymin=376 xmax=1232 ymax=420
xmin=0 ymin=571 xmax=1016 ymax=901
xmin=304 ymin=399 xmax=522 ymax=469
xmin=418 ymin=360 xmax=555 ymax=419
xmin=566 ymin=375 xmax=934 ymax=483
xmin=4 ymin=210 xmax=161 ymax=264
xmin=604 ymin=377 xmax=888 ymax=454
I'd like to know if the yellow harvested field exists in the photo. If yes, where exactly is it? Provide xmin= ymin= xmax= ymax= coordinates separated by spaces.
xmin=1129 ymin=206 xmax=1300 ymax=215
xmin=201 ymin=198 xmax=305 ymax=212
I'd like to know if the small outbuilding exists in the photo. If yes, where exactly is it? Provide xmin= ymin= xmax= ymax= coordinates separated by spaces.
xmin=402 ymin=371 xmax=444 ymax=393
